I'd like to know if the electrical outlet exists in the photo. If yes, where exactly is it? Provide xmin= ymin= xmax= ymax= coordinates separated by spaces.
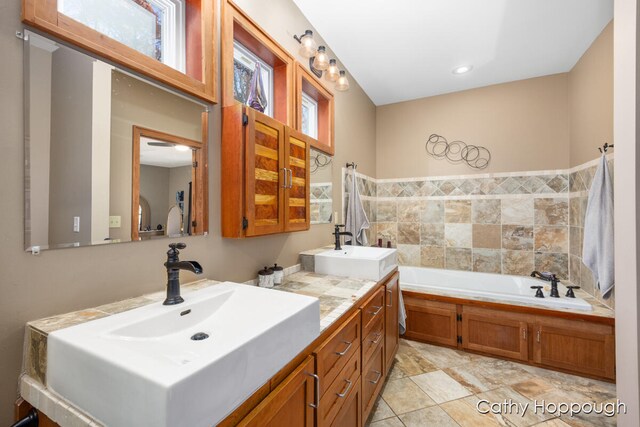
xmin=109 ymin=216 xmax=121 ymax=228
xmin=73 ymin=216 xmax=80 ymax=233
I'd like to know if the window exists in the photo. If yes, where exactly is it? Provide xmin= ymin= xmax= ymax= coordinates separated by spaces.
xmin=233 ymin=40 xmax=274 ymax=117
xmin=58 ymin=0 xmax=186 ymax=72
xmin=301 ymin=92 xmax=319 ymax=139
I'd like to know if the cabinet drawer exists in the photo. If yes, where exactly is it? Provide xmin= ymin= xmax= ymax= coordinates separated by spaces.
xmin=361 ymin=287 xmax=385 ymax=337
xmin=318 ymin=351 xmax=360 ymax=427
xmin=362 ymin=342 xmax=385 ymax=422
xmin=362 ymin=315 xmax=384 ymax=368
xmin=331 ymin=377 xmax=362 ymax=427
xmin=314 ymin=310 xmax=361 ymax=397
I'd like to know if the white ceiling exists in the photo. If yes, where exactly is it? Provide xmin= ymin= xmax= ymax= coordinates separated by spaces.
xmin=140 ymin=137 xmax=193 ymax=168
xmin=292 ymin=0 xmax=613 ymax=105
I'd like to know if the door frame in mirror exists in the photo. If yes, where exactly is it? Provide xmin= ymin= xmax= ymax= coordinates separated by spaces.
xmin=22 ymin=0 xmax=217 ymax=103
xmin=131 ymin=119 xmax=208 ymax=241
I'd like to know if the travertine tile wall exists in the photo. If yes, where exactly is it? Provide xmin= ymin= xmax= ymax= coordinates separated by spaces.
xmin=341 ymin=156 xmax=614 ymax=308
xmin=310 ymin=183 xmax=333 ymax=224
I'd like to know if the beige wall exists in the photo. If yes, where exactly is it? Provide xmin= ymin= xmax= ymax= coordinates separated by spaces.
xmin=139 ymin=165 xmax=171 ymax=229
xmin=0 ymin=0 xmax=376 ymax=423
xmin=376 ymin=74 xmax=570 ymax=178
xmin=569 ymin=22 xmax=614 ymax=167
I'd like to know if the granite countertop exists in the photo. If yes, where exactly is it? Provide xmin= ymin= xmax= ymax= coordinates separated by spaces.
xmin=400 ymin=283 xmax=615 ymax=319
xmin=19 ymin=269 xmax=377 ymax=427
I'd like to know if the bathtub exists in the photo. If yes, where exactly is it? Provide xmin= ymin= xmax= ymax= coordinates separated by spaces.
xmin=399 ymin=266 xmax=592 ymax=311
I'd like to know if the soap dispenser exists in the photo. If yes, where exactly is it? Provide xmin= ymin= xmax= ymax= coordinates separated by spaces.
xmin=258 ymin=266 xmax=274 ymax=288
xmin=272 ymin=264 xmax=284 ymax=286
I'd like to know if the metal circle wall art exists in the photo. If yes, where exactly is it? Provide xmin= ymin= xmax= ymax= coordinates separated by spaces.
xmin=425 ymin=134 xmax=491 ymax=169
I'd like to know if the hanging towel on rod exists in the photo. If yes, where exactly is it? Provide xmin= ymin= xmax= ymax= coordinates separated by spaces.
xmin=345 ymin=168 xmax=370 ymax=246
xmin=582 ymin=154 xmax=615 ymax=298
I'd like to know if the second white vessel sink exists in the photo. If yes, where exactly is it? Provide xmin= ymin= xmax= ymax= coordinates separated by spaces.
xmin=47 ymin=282 xmax=320 ymax=427
xmin=315 ymin=246 xmax=398 ymax=281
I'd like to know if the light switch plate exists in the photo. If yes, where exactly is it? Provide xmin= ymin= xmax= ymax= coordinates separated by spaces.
xmin=109 ymin=216 xmax=121 ymax=228
xmin=73 ymin=216 xmax=80 ymax=233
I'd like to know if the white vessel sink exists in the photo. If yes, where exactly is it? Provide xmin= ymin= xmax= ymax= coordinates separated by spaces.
xmin=315 ymin=246 xmax=398 ymax=281
xmin=47 ymin=282 xmax=320 ymax=427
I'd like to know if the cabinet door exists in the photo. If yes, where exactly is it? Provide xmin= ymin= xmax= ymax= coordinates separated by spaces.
xmin=461 ymin=308 xmax=528 ymax=361
xmin=384 ymin=273 xmax=400 ymax=373
xmin=284 ymin=128 xmax=311 ymax=232
xmin=362 ymin=342 xmax=385 ymax=423
xmin=403 ymin=296 xmax=459 ymax=347
xmin=331 ymin=377 xmax=362 ymax=427
xmin=245 ymin=109 xmax=286 ymax=236
xmin=239 ymin=356 xmax=316 ymax=427
xmin=533 ymin=319 xmax=615 ymax=380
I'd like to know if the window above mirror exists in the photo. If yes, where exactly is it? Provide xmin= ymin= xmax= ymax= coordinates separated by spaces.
xmin=22 ymin=0 xmax=216 ymax=102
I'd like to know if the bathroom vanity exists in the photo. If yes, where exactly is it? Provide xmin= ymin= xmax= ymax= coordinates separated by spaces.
xmin=16 ymin=268 xmax=400 ymax=426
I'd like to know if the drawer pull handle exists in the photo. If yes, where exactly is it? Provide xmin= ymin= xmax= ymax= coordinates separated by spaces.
xmin=522 ymin=328 xmax=527 ymax=340
xmin=387 ymin=289 xmax=393 ymax=307
xmin=281 ymin=168 xmax=288 ymax=188
xmin=370 ymin=305 xmax=383 ymax=316
xmin=369 ymin=370 xmax=382 ymax=385
xmin=537 ymin=330 xmax=541 ymax=343
xmin=370 ymin=332 xmax=382 ymax=345
xmin=306 ymin=372 xmax=320 ymax=408
xmin=336 ymin=379 xmax=353 ymax=398
xmin=335 ymin=340 xmax=353 ymax=356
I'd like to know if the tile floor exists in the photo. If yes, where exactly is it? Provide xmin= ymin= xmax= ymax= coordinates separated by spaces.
xmin=366 ymin=339 xmax=617 ymax=427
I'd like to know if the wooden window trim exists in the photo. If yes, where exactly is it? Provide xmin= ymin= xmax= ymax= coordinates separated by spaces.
xmin=295 ymin=63 xmax=335 ymax=156
xmin=22 ymin=0 xmax=217 ymax=103
xmin=221 ymin=0 xmax=294 ymax=126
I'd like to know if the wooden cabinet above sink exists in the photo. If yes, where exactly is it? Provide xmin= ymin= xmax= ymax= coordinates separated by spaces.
xmin=222 ymin=105 xmax=311 ymax=238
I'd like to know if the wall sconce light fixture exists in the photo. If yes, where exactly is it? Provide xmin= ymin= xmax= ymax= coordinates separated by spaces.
xmin=293 ymin=29 xmax=350 ymax=91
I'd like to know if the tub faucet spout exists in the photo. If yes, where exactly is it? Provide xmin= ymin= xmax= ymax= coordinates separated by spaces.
xmin=531 ymin=271 xmax=560 ymax=298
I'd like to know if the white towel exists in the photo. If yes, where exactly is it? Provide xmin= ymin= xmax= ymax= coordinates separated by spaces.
xmin=582 ymin=155 xmax=615 ymax=298
xmin=398 ymin=288 xmax=407 ymax=335
xmin=345 ymin=169 xmax=370 ymax=246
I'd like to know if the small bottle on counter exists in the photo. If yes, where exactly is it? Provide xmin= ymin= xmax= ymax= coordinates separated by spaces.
xmin=386 ymin=241 xmax=392 ymax=248
xmin=272 ymin=263 xmax=284 ymax=286
xmin=377 ymin=238 xmax=382 ymax=247
xmin=258 ymin=266 xmax=274 ymax=288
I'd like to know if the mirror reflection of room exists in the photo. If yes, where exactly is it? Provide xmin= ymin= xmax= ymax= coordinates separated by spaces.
xmin=24 ymin=30 xmax=208 ymax=251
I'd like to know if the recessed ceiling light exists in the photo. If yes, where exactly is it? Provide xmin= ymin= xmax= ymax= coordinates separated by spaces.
xmin=175 ymin=145 xmax=190 ymax=152
xmin=452 ymin=65 xmax=473 ymax=75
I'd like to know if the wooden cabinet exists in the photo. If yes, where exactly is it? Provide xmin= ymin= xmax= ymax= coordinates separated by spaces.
xmin=317 ymin=351 xmax=360 ymax=427
xmin=384 ymin=273 xmax=400 ymax=372
xmin=222 ymin=105 xmax=311 ymax=237
xmin=403 ymin=296 xmax=458 ymax=347
xmin=361 ymin=287 xmax=385 ymax=337
xmin=239 ymin=356 xmax=316 ymax=427
xmin=361 ymin=341 xmax=385 ymax=422
xmin=331 ymin=377 xmax=362 ymax=427
xmin=314 ymin=311 xmax=361 ymax=398
xmin=533 ymin=318 xmax=615 ymax=380
xmin=461 ymin=307 xmax=529 ymax=361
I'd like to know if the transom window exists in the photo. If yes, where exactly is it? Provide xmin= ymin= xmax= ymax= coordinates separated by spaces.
xmin=301 ymin=92 xmax=318 ymax=139
xmin=233 ymin=40 xmax=274 ymax=117
xmin=58 ymin=0 xmax=186 ymax=72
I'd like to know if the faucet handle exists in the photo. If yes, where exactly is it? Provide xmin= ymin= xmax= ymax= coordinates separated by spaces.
xmin=169 ymin=242 xmax=187 ymax=250
xmin=167 ymin=242 xmax=186 ymax=258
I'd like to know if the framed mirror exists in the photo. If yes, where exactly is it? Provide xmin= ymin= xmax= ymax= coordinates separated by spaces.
xmin=22 ymin=0 xmax=216 ymax=102
xmin=309 ymin=148 xmax=333 ymax=224
xmin=24 ymin=30 xmax=209 ymax=252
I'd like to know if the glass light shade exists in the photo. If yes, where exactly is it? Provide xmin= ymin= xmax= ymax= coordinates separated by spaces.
xmin=298 ymin=30 xmax=317 ymax=58
xmin=325 ymin=59 xmax=339 ymax=82
xmin=335 ymin=70 xmax=349 ymax=91
xmin=312 ymin=46 xmax=330 ymax=71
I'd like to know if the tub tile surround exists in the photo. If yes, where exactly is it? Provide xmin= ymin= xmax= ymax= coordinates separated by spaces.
xmin=20 ymin=270 xmax=377 ymax=427
xmin=367 ymin=339 xmax=618 ymax=427
xmin=341 ymin=154 xmax=614 ymax=308
xmin=310 ymin=182 xmax=333 ymax=224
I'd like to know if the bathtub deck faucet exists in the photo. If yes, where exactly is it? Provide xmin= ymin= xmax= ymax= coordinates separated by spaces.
xmin=333 ymin=225 xmax=353 ymax=251
xmin=164 ymin=243 xmax=203 ymax=305
xmin=530 ymin=271 xmax=560 ymax=298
